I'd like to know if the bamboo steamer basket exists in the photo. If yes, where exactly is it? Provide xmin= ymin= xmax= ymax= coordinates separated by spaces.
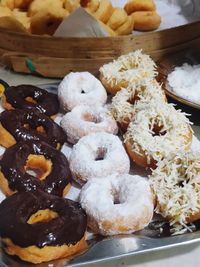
xmin=0 ymin=21 xmax=200 ymax=78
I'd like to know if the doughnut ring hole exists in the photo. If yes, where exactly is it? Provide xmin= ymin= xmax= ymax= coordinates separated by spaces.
xmin=25 ymin=96 xmax=37 ymax=104
xmin=25 ymin=155 xmax=52 ymax=181
xmin=82 ymin=112 xmax=101 ymax=123
xmin=27 ymin=209 xmax=58 ymax=224
xmin=95 ymin=147 xmax=107 ymax=161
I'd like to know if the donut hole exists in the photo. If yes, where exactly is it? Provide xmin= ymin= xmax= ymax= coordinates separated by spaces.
xmin=25 ymin=96 xmax=37 ymax=104
xmin=81 ymin=89 xmax=86 ymax=94
xmin=27 ymin=209 xmax=58 ymax=224
xmin=112 ymin=190 xmax=122 ymax=205
xmin=25 ymin=155 xmax=52 ymax=180
xmin=82 ymin=112 xmax=101 ymax=123
xmin=95 ymin=147 xmax=107 ymax=161
xmin=150 ymin=122 xmax=167 ymax=137
xmin=23 ymin=124 xmax=45 ymax=133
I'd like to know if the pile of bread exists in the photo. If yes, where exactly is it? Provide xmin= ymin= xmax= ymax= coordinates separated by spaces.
xmin=0 ymin=0 xmax=161 ymax=35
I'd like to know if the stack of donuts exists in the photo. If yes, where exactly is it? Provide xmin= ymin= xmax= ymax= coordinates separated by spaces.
xmin=0 ymin=49 xmax=199 ymax=264
xmin=99 ymin=50 xmax=200 ymax=233
xmin=0 ymin=83 xmax=87 ymax=263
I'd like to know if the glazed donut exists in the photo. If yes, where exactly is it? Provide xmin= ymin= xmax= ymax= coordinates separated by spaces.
xmin=30 ymin=8 xmax=68 ymax=35
xmin=0 ymin=141 xmax=71 ymax=196
xmin=124 ymin=101 xmax=193 ymax=168
xmin=115 ymin=15 xmax=134 ymax=36
xmin=99 ymin=50 xmax=157 ymax=95
xmin=0 ymin=109 xmax=67 ymax=148
xmin=80 ymin=173 xmax=154 ymax=235
xmin=0 ymin=190 xmax=87 ymax=264
xmin=131 ymin=11 xmax=161 ymax=31
xmin=124 ymin=0 xmax=156 ymax=15
xmin=107 ymin=7 xmax=128 ymax=30
xmin=93 ymin=0 xmax=114 ymax=24
xmin=150 ymin=152 xmax=200 ymax=232
xmin=58 ymin=72 xmax=107 ymax=111
xmin=2 ymin=84 xmax=59 ymax=117
xmin=111 ymin=79 xmax=166 ymax=130
xmin=69 ymin=132 xmax=130 ymax=184
xmin=61 ymin=105 xmax=118 ymax=144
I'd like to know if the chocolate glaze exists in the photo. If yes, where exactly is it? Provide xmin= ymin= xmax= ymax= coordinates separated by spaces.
xmin=0 ymin=141 xmax=71 ymax=196
xmin=0 ymin=109 xmax=67 ymax=148
xmin=0 ymin=190 xmax=87 ymax=248
xmin=4 ymin=85 xmax=59 ymax=116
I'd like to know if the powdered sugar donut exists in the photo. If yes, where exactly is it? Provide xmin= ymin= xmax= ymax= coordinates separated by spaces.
xmin=80 ymin=173 xmax=154 ymax=235
xmin=58 ymin=72 xmax=107 ymax=111
xmin=69 ymin=132 xmax=130 ymax=184
xmin=124 ymin=101 xmax=193 ymax=168
xmin=111 ymin=79 xmax=166 ymax=130
xmin=61 ymin=105 xmax=118 ymax=144
xmin=99 ymin=50 xmax=157 ymax=94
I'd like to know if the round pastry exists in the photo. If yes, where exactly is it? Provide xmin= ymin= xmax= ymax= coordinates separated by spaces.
xmin=30 ymin=8 xmax=68 ymax=35
xmin=64 ymin=0 xmax=80 ymax=13
xmin=124 ymin=101 xmax=193 ymax=168
xmin=99 ymin=50 xmax=157 ymax=94
xmin=80 ymin=173 xmax=154 ymax=235
xmin=28 ymin=0 xmax=64 ymax=16
xmin=0 ymin=141 xmax=71 ymax=196
xmin=111 ymin=79 xmax=166 ymax=130
xmin=81 ymin=0 xmax=100 ymax=12
xmin=0 ymin=190 xmax=87 ymax=264
xmin=98 ymin=20 xmax=116 ymax=36
xmin=131 ymin=11 xmax=161 ymax=31
xmin=0 ymin=6 xmax=12 ymax=17
xmin=93 ymin=0 xmax=114 ymax=24
xmin=58 ymin=72 xmax=107 ymax=111
xmin=115 ymin=15 xmax=133 ymax=36
xmin=14 ymin=0 xmax=33 ymax=9
xmin=150 ymin=152 xmax=200 ymax=232
xmin=107 ymin=7 xmax=128 ymax=30
xmin=0 ymin=109 xmax=67 ymax=148
xmin=0 ymin=0 xmax=15 ymax=10
xmin=2 ymin=84 xmax=59 ymax=117
xmin=124 ymin=0 xmax=156 ymax=15
xmin=61 ymin=105 xmax=118 ymax=144
xmin=69 ymin=132 xmax=130 ymax=184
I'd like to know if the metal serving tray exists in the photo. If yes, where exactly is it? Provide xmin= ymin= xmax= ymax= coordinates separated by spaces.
xmin=0 ymin=84 xmax=199 ymax=267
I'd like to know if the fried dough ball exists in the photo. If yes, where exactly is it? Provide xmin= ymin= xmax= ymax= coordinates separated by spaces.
xmin=63 ymin=0 xmax=80 ymax=13
xmin=115 ymin=15 xmax=133 ymax=35
xmin=131 ymin=11 xmax=161 ymax=31
xmin=107 ymin=8 xmax=128 ymax=30
xmin=30 ymin=8 xmax=69 ymax=35
xmin=0 ymin=0 xmax=15 ymax=10
xmin=124 ymin=0 xmax=156 ymax=15
xmin=28 ymin=0 xmax=64 ymax=17
xmin=0 ymin=6 xmax=12 ymax=17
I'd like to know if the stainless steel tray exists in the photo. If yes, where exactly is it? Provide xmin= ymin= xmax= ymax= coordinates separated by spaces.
xmin=0 ymin=84 xmax=199 ymax=267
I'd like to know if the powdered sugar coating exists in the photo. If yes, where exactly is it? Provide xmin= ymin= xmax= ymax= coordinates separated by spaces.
xmin=80 ymin=174 xmax=154 ymax=235
xmin=69 ymin=132 xmax=130 ymax=184
xmin=58 ymin=72 xmax=107 ymax=111
xmin=61 ymin=105 xmax=118 ymax=144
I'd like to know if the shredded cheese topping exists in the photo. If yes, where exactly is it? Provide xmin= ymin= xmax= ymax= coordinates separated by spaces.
xmin=150 ymin=152 xmax=200 ymax=232
xmin=124 ymin=101 xmax=192 ymax=163
xmin=99 ymin=50 xmax=157 ymax=87
xmin=111 ymin=79 xmax=166 ymax=124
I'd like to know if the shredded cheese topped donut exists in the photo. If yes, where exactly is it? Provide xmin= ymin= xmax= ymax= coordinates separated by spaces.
xmin=150 ymin=152 xmax=200 ymax=233
xmin=124 ymin=101 xmax=192 ymax=164
xmin=111 ymin=79 xmax=166 ymax=126
xmin=99 ymin=50 xmax=157 ymax=88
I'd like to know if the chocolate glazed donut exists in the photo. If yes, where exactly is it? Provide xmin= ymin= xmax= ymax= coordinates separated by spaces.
xmin=0 ymin=141 xmax=71 ymax=196
xmin=0 ymin=190 xmax=87 ymax=263
xmin=0 ymin=109 xmax=67 ymax=148
xmin=2 ymin=85 xmax=59 ymax=116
